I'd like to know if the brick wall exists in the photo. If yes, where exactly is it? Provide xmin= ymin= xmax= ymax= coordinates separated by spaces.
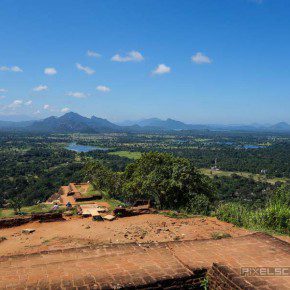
xmin=207 ymin=263 xmax=271 ymax=290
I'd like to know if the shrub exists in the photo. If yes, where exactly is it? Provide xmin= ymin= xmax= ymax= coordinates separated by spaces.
xmin=8 ymin=197 xmax=24 ymax=214
xmin=257 ymin=186 xmax=290 ymax=234
xmin=211 ymin=232 xmax=232 ymax=240
xmin=185 ymin=193 xmax=211 ymax=215
xmin=256 ymin=203 xmax=290 ymax=234
xmin=215 ymin=186 xmax=290 ymax=235
xmin=214 ymin=202 xmax=247 ymax=227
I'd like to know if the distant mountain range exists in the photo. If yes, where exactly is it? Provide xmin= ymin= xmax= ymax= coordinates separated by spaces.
xmin=0 ymin=112 xmax=290 ymax=133
xmin=29 ymin=112 xmax=121 ymax=133
xmin=126 ymin=118 xmax=290 ymax=132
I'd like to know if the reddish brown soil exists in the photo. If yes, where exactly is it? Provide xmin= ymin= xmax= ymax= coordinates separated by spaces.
xmin=0 ymin=214 xmax=251 ymax=256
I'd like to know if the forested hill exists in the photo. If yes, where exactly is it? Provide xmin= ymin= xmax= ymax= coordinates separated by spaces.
xmin=29 ymin=112 xmax=121 ymax=133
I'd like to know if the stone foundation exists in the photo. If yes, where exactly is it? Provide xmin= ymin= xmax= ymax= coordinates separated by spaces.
xmin=0 ymin=216 xmax=31 ymax=228
xmin=0 ymin=212 xmax=63 ymax=228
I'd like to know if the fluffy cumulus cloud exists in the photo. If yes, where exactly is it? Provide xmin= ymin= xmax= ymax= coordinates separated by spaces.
xmin=87 ymin=50 xmax=101 ymax=58
xmin=191 ymin=52 xmax=212 ymax=64
xmin=44 ymin=67 xmax=57 ymax=75
xmin=33 ymin=85 xmax=48 ymax=92
xmin=1 ymin=99 xmax=32 ymax=113
xmin=76 ymin=63 xmax=95 ymax=75
xmin=0 ymin=66 xmax=23 ymax=72
xmin=152 ymin=64 xmax=171 ymax=75
xmin=61 ymin=107 xmax=70 ymax=113
xmin=8 ymin=100 xmax=23 ymax=109
xmin=66 ymin=91 xmax=87 ymax=98
xmin=96 ymin=85 xmax=111 ymax=92
xmin=111 ymin=51 xmax=144 ymax=62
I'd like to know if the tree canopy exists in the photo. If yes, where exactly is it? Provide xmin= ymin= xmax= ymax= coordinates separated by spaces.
xmin=87 ymin=152 xmax=215 ymax=210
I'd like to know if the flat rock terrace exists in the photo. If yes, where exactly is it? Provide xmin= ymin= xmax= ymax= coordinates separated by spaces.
xmin=0 ymin=232 xmax=289 ymax=289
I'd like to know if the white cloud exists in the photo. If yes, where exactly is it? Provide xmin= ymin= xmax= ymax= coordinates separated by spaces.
xmin=76 ymin=63 xmax=95 ymax=75
xmin=0 ymin=66 xmax=23 ymax=72
xmin=25 ymin=100 xmax=32 ymax=106
xmin=33 ymin=85 xmax=48 ymax=92
xmin=61 ymin=107 xmax=70 ymax=113
xmin=8 ymin=100 xmax=23 ymax=109
xmin=152 ymin=64 xmax=171 ymax=75
xmin=87 ymin=50 xmax=101 ymax=58
xmin=43 ymin=104 xmax=51 ymax=110
xmin=44 ymin=67 xmax=57 ymax=75
xmin=66 ymin=91 xmax=87 ymax=98
xmin=11 ymin=66 xmax=23 ymax=72
xmin=0 ymin=66 xmax=9 ymax=71
xmin=0 ymin=89 xmax=7 ymax=93
xmin=33 ymin=110 xmax=41 ymax=115
xmin=111 ymin=51 xmax=144 ymax=62
xmin=96 ymin=85 xmax=111 ymax=92
xmin=191 ymin=52 xmax=212 ymax=64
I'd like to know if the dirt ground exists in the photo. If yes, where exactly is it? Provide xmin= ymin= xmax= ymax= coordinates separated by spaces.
xmin=0 ymin=214 xmax=253 ymax=256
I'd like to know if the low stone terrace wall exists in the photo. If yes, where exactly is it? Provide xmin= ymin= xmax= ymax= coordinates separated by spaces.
xmin=0 ymin=212 xmax=63 ymax=229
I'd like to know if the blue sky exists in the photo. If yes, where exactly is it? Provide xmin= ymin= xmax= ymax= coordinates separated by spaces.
xmin=0 ymin=0 xmax=290 ymax=124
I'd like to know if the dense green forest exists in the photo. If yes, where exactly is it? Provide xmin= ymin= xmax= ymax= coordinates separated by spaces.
xmin=74 ymin=131 xmax=290 ymax=178
xmin=165 ymin=142 xmax=290 ymax=178
xmin=0 ymin=131 xmax=289 ymax=207
xmin=0 ymin=133 xmax=83 ymax=205
xmin=0 ymin=131 xmax=289 ymax=234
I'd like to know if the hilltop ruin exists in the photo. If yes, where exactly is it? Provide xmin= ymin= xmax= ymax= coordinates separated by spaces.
xmin=47 ymin=182 xmax=102 ymax=205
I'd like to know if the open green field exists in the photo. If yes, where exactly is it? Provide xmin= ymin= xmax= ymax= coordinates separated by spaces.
xmin=109 ymin=151 xmax=142 ymax=160
xmin=200 ymin=168 xmax=289 ymax=185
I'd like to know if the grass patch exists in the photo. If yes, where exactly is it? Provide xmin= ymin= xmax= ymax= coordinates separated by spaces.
xmin=211 ymin=232 xmax=232 ymax=240
xmin=105 ymin=198 xmax=125 ymax=210
xmin=200 ymin=168 xmax=289 ymax=185
xmin=78 ymin=198 xmax=125 ymax=211
xmin=79 ymin=184 xmax=102 ymax=198
xmin=0 ymin=204 xmax=63 ymax=219
xmin=214 ymin=200 xmax=290 ymax=235
xmin=93 ymin=189 xmax=125 ymax=210
xmin=78 ymin=188 xmax=125 ymax=211
xmin=109 ymin=151 xmax=142 ymax=160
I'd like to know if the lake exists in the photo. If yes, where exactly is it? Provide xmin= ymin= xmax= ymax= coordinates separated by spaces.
xmin=243 ymin=144 xmax=265 ymax=149
xmin=66 ymin=143 xmax=109 ymax=153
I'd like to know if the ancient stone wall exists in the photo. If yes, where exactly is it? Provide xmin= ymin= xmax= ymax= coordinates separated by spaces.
xmin=0 ymin=212 xmax=63 ymax=228
xmin=0 ymin=216 xmax=31 ymax=228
